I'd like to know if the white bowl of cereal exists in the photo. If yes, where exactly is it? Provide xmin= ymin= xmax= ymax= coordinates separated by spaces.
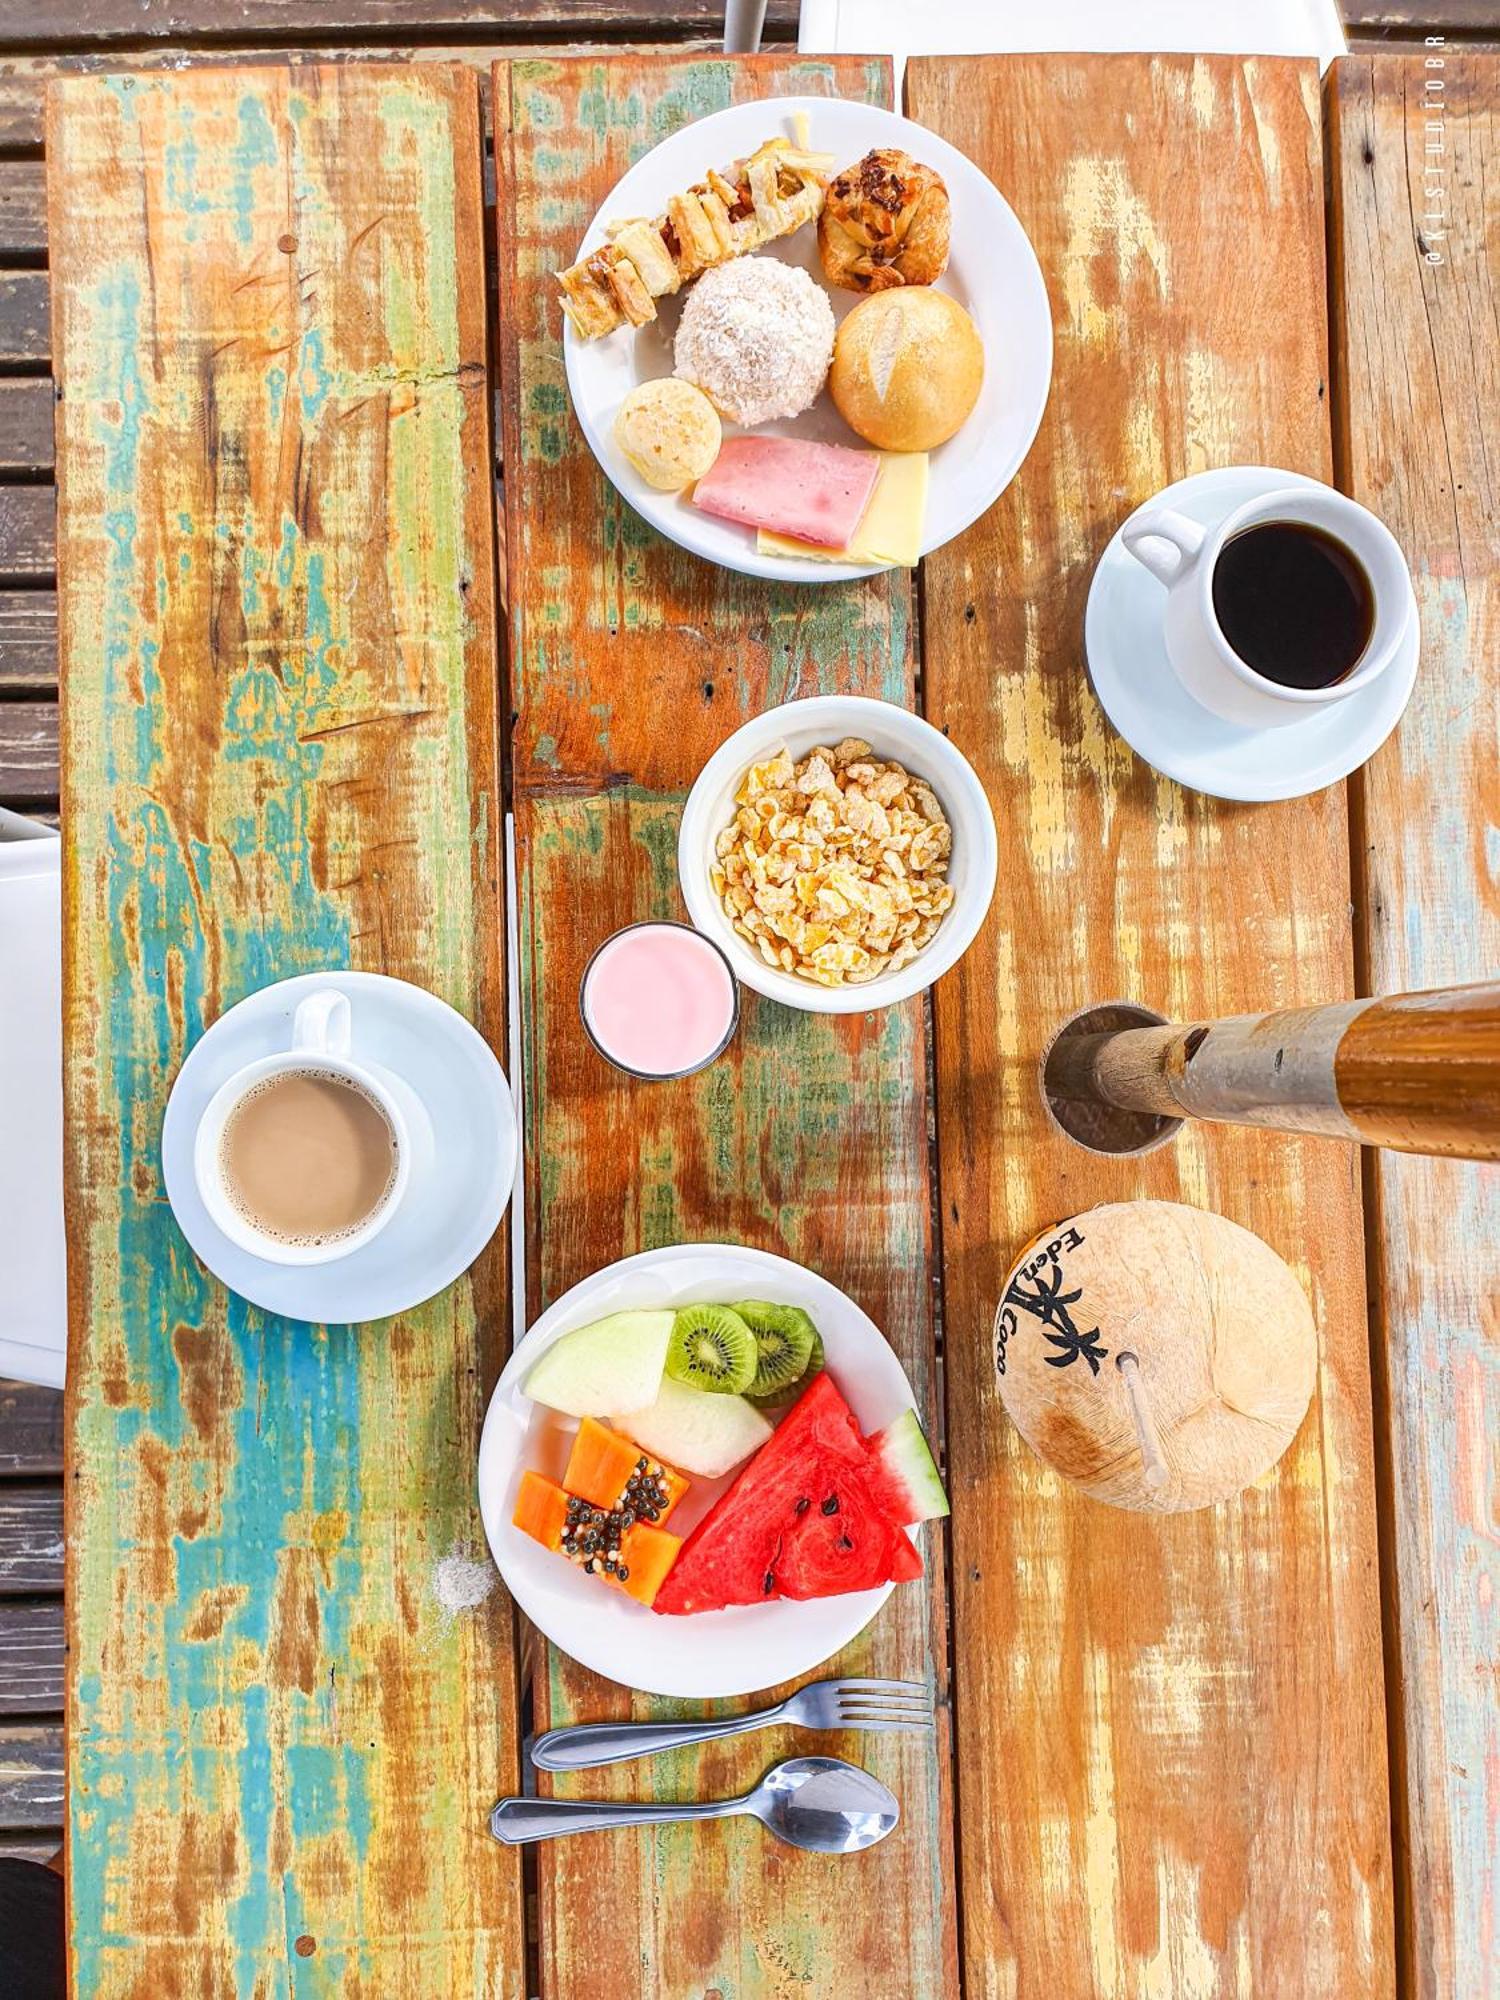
xmin=678 ymin=696 xmax=996 ymax=1015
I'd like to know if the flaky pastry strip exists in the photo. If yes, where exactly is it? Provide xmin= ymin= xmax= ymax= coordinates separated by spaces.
xmin=557 ymin=138 xmax=834 ymax=340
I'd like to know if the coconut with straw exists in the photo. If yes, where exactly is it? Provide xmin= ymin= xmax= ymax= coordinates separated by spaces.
xmin=993 ymin=1200 xmax=1317 ymax=1512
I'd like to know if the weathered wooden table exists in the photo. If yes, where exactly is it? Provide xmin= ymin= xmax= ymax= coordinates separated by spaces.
xmin=0 ymin=19 xmax=1492 ymax=2000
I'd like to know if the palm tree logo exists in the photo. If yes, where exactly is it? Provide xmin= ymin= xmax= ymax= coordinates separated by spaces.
xmin=1002 ymin=1252 xmax=1109 ymax=1376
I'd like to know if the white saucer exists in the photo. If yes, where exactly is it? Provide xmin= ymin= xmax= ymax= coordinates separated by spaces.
xmin=162 ymin=972 xmax=517 ymax=1324
xmin=1084 ymin=466 xmax=1419 ymax=802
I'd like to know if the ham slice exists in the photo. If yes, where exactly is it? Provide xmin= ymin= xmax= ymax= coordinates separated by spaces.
xmin=692 ymin=436 xmax=879 ymax=548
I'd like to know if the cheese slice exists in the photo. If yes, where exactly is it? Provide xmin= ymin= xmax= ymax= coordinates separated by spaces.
xmin=758 ymin=452 xmax=930 ymax=568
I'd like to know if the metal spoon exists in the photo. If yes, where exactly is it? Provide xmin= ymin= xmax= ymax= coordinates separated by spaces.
xmin=489 ymin=1754 xmax=899 ymax=1851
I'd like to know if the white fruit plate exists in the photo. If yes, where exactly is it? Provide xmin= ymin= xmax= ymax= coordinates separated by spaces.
xmin=477 ymin=1242 xmax=926 ymax=1699
xmin=562 ymin=94 xmax=1053 ymax=583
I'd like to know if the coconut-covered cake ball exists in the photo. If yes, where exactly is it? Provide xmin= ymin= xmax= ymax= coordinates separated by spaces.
xmin=673 ymin=257 xmax=836 ymax=428
xmin=613 ymin=378 xmax=722 ymax=491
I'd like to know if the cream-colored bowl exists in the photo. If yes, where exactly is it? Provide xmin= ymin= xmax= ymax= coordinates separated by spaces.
xmin=678 ymin=696 xmax=997 ymax=1016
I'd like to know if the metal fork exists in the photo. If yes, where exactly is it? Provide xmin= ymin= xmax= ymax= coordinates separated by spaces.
xmin=529 ymin=1677 xmax=933 ymax=1772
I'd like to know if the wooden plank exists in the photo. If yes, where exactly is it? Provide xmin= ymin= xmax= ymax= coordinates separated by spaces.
xmin=1348 ymin=34 xmax=1500 ymax=51
xmin=0 ymin=37 xmax=1467 ymax=163
xmin=495 ymin=52 xmax=957 ymax=2000
xmin=0 ymin=699 xmax=57 ymax=804
xmin=909 ymin=53 xmax=1394 ymax=1997
xmin=0 ymin=485 xmax=53 ymax=580
xmin=1342 ymin=1 xmax=1500 ymax=29
xmin=49 ymin=65 xmax=523 ymax=1997
xmin=1328 ymin=51 xmax=1500 ymax=2000
xmin=0 ymin=39 xmax=736 ymax=152
xmin=0 ymin=273 xmax=50 ymax=364
xmin=0 ymin=162 xmax=45 ymax=255
xmin=0 ymin=592 xmax=56 ymax=691
xmin=0 ymin=1837 xmax=62 ymax=1861
xmin=0 ymin=1384 xmax=62 ymax=1476
xmin=0 ymin=382 xmax=54 ymax=474
xmin=0 ymin=1724 xmax=63 ymax=1831
xmin=0 ymin=0 xmax=799 ymax=52
xmin=0 ymin=1600 xmax=63 ymax=1713
xmin=0 ymin=1487 xmax=64 ymax=1595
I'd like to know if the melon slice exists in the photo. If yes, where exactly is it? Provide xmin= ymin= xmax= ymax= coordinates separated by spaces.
xmin=863 ymin=1408 xmax=950 ymax=1525
xmin=615 ymin=1376 xmax=772 ymax=1480
xmin=522 ymin=1309 xmax=674 ymax=1418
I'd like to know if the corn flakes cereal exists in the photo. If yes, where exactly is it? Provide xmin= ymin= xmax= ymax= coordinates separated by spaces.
xmin=710 ymin=737 xmax=955 ymax=986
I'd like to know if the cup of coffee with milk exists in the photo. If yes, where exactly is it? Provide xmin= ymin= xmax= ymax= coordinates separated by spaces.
xmin=193 ymin=989 xmax=431 ymax=1265
xmin=1122 ymin=481 xmax=1413 ymax=729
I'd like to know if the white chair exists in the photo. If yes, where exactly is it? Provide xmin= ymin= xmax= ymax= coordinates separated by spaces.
xmin=0 ymin=807 xmax=65 ymax=1389
xmin=796 ymin=0 xmax=1345 ymax=76
xmin=724 ymin=0 xmax=769 ymax=53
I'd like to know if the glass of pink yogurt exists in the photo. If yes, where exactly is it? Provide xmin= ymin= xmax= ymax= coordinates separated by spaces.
xmin=579 ymin=922 xmax=739 ymax=1080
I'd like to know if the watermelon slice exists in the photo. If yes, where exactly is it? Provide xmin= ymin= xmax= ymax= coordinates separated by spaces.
xmin=776 ymin=1489 xmax=921 ymax=1600
xmin=862 ymin=1408 xmax=950 ymax=1525
xmin=652 ymin=1372 xmax=924 ymax=1616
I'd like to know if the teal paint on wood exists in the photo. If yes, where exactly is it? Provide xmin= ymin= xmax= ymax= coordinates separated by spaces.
xmin=49 ymin=65 xmax=523 ymax=1999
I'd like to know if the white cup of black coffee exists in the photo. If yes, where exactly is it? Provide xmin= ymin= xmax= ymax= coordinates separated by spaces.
xmin=1122 ymin=480 xmax=1413 ymax=729
xmin=192 ymin=989 xmax=418 ymax=1266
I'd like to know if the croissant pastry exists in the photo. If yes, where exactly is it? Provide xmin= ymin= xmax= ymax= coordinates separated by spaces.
xmin=817 ymin=148 xmax=951 ymax=293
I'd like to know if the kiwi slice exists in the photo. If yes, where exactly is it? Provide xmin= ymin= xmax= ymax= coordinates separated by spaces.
xmin=735 ymin=1301 xmax=819 ymax=1404
xmin=665 ymin=1304 xmax=757 ymax=1396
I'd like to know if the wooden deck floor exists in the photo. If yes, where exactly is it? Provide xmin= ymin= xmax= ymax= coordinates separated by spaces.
xmin=0 ymin=0 xmax=1488 ymax=1917
xmin=0 ymin=1382 xmax=63 ymax=1860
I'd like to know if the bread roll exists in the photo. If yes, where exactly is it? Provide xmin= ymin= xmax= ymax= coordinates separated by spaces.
xmin=829 ymin=288 xmax=983 ymax=452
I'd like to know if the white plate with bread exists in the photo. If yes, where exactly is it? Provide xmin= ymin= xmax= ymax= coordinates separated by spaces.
xmin=559 ymin=95 xmax=1053 ymax=583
